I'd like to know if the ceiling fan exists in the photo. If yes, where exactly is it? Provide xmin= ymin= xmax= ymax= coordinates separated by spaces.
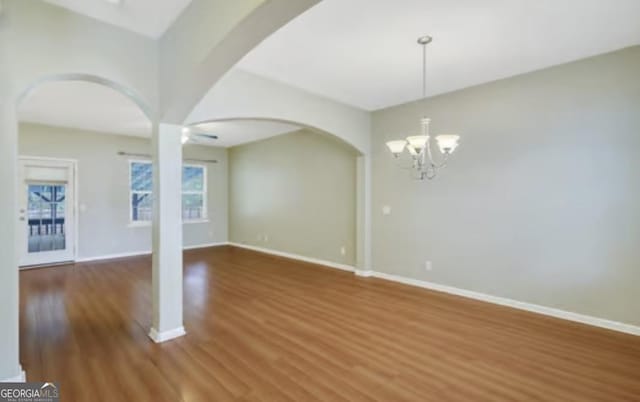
xmin=181 ymin=127 xmax=218 ymax=144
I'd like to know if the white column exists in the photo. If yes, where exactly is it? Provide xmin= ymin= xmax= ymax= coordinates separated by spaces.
xmin=149 ymin=123 xmax=186 ymax=343
xmin=355 ymin=155 xmax=373 ymax=277
xmin=0 ymin=82 xmax=25 ymax=381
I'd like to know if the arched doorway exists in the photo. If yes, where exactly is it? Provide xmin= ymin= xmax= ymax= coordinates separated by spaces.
xmin=186 ymin=117 xmax=371 ymax=275
xmin=8 ymin=73 xmax=156 ymax=382
xmin=18 ymin=73 xmax=154 ymax=121
xmin=16 ymin=74 xmax=154 ymax=266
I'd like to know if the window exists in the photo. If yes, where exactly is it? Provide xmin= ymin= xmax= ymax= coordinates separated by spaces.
xmin=130 ymin=161 xmax=153 ymax=222
xmin=129 ymin=161 xmax=207 ymax=223
xmin=182 ymin=164 xmax=206 ymax=221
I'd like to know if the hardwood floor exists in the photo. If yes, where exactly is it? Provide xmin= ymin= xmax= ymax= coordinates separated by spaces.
xmin=20 ymin=246 xmax=640 ymax=401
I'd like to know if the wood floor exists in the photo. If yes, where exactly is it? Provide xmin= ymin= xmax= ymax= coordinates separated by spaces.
xmin=20 ymin=246 xmax=640 ymax=401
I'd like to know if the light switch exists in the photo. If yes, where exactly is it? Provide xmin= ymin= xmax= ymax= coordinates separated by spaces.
xmin=382 ymin=205 xmax=392 ymax=215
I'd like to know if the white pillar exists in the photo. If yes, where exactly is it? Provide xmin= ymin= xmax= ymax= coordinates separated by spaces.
xmin=355 ymin=155 xmax=373 ymax=277
xmin=149 ymin=123 xmax=185 ymax=343
xmin=0 ymin=81 xmax=25 ymax=381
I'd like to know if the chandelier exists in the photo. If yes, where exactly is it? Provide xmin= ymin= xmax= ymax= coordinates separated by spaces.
xmin=386 ymin=36 xmax=460 ymax=180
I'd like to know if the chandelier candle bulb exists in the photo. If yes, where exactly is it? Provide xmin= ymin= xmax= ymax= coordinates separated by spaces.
xmin=435 ymin=134 xmax=460 ymax=154
xmin=406 ymin=135 xmax=429 ymax=152
xmin=386 ymin=140 xmax=407 ymax=156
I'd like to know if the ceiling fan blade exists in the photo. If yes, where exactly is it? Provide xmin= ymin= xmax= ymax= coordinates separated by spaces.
xmin=192 ymin=133 xmax=218 ymax=140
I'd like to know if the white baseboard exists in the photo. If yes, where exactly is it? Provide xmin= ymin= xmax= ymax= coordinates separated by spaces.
xmin=355 ymin=270 xmax=374 ymax=277
xmin=76 ymin=250 xmax=150 ymax=263
xmin=148 ymin=326 xmax=186 ymax=343
xmin=1 ymin=369 xmax=25 ymax=383
xmin=76 ymin=242 xmax=228 ymax=263
xmin=183 ymin=242 xmax=229 ymax=251
xmin=370 ymin=271 xmax=640 ymax=337
xmin=229 ymin=242 xmax=355 ymax=273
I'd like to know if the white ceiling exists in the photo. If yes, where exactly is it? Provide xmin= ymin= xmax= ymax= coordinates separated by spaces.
xmin=188 ymin=120 xmax=301 ymax=148
xmin=18 ymin=80 xmax=300 ymax=147
xmin=42 ymin=0 xmax=192 ymax=38
xmin=19 ymin=80 xmax=152 ymax=137
xmin=22 ymin=0 xmax=640 ymax=141
xmin=238 ymin=0 xmax=640 ymax=111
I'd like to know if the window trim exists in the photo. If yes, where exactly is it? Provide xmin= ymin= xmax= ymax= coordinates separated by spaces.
xmin=128 ymin=160 xmax=208 ymax=225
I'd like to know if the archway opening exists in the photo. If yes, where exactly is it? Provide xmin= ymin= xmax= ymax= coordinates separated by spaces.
xmin=15 ymin=74 xmax=158 ymax=378
xmin=187 ymin=117 xmax=365 ymax=270
xmin=17 ymin=76 xmax=154 ymax=266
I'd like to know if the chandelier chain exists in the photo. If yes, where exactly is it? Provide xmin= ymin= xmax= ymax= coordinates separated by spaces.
xmin=422 ymin=41 xmax=427 ymax=100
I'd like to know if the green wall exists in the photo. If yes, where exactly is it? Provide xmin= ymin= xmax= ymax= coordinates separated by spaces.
xmin=229 ymin=129 xmax=358 ymax=266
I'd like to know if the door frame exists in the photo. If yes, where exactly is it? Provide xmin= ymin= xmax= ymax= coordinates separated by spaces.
xmin=18 ymin=155 xmax=79 ymax=267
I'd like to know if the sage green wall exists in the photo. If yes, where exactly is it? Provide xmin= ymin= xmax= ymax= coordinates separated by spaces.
xmin=372 ymin=46 xmax=640 ymax=326
xmin=229 ymin=130 xmax=358 ymax=266
xmin=18 ymin=123 xmax=228 ymax=260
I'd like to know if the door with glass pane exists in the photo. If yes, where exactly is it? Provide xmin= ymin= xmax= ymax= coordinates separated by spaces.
xmin=18 ymin=158 xmax=76 ymax=267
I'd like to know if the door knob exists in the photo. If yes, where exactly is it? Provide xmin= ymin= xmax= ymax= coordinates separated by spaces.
xmin=19 ymin=217 xmax=25 ymax=221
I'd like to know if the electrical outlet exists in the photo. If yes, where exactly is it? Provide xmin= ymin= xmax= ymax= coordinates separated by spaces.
xmin=264 ymin=234 xmax=269 ymax=243
xmin=424 ymin=260 xmax=432 ymax=271
xmin=340 ymin=246 xmax=346 ymax=256
xmin=256 ymin=234 xmax=262 ymax=241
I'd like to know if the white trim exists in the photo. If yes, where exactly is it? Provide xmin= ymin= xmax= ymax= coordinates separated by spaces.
xmin=229 ymin=242 xmax=355 ymax=272
xmin=1 ymin=369 xmax=26 ymax=383
xmin=183 ymin=219 xmax=210 ymax=225
xmin=127 ymin=221 xmax=152 ymax=228
xmin=369 ymin=271 xmax=640 ymax=337
xmin=183 ymin=242 xmax=228 ymax=250
xmin=18 ymin=261 xmax=74 ymax=270
xmin=18 ymin=155 xmax=77 ymax=164
xmin=75 ymin=242 xmax=228 ymax=263
xmin=148 ymin=326 xmax=186 ymax=343
xmin=355 ymin=270 xmax=374 ymax=277
xmin=76 ymin=250 xmax=151 ymax=263
xmin=128 ymin=220 xmax=211 ymax=228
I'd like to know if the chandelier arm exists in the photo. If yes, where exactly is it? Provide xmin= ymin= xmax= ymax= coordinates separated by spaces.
xmin=411 ymin=169 xmax=427 ymax=181
xmin=423 ymin=136 xmax=450 ymax=169
xmin=424 ymin=165 xmax=437 ymax=180
xmin=429 ymin=149 xmax=450 ymax=169
xmin=425 ymin=136 xmax=436 ymax=167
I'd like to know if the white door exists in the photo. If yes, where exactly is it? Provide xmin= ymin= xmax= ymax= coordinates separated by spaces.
xmin=18 ymin=158 xmax=76 ymax=267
